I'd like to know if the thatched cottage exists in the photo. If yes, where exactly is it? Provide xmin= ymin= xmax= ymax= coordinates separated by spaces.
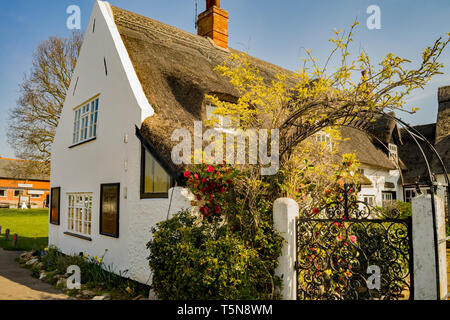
xmin=50 ymin=0 xmax=409 ymax=284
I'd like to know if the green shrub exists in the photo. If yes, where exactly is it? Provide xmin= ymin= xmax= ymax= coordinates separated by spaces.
xmin=148 ymin=209 xmax=282 ymax=300
xmin=148 ymin=163 xmax=283 ymax=300
xmin=378 ymin=201 xmax=412 ymax=219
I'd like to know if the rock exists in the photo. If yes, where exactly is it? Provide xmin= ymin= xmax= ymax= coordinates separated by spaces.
xmin=36 ymin=262 xmax=44 ymax=269
xmin=25 ymin=258 xmax=39 ymax=266
xmin=82 ymin=290 xmax=96 ymax=297
xmin=20 ymin=251 xmax=34 ymax=261
xmin=39 ymin=272 xmax=47 ymax=280
xmin=148 ymin=289 xmax=158 ymax=300
xmin=92 ymin=296 xmax=106 ymax=300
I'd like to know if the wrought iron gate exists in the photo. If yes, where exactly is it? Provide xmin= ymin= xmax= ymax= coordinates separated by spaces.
xmin=296 ymin=185 xmax=414 ymax=300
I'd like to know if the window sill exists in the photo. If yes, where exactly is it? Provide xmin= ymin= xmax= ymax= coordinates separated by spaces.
xmin=69 ymin=137 xmax=96 ymax=149
xmin=64 ymin=231 xmax=92 ymax=241
xmin=140 ymin=193 xmax=169 ymax=199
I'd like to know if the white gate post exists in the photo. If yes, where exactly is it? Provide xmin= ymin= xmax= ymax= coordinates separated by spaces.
xmin=273 ymin=198 xmax=298 ymax=300
xmin=412 ymin=194 xmax=448 ymax=300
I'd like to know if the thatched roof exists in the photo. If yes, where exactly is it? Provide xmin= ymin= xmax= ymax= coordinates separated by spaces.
xmin=433 ymin=135 xmax=450 ymax=175
xmin=0 ymin=158 xmax=49 ymax=181
xmin=338 ymin=127 xmax=395 ymax=170
xmin=111 ymin=5 xmax=291 ymax=177
xmin=365 ymin=112 xmax=403 ymax=145
xmin=399 ymin=124 xmax=436 ymax=185
xmin=110 ymin=5 xmax=404 ymax=178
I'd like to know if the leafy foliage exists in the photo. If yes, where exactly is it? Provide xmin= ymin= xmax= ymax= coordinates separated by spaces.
xmin=148 ymin=164 xmax=284 ymax=300
xmin=39 ymin=246 xmax=148 ymax=297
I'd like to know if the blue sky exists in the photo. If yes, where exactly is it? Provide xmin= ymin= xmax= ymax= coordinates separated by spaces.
xmin=1 ymin=0 xmax=450 ymax=158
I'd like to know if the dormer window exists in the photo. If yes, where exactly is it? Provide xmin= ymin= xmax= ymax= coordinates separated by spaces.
xmin=206 ymin=104 xmax=235 ymax=129
xmin=315 ymin=131 xmax=333 ymax=151
xmin=72 ymin=96 xmax=99 ymax=146
xmin=388 ymin=143 xmax=398 ymax=162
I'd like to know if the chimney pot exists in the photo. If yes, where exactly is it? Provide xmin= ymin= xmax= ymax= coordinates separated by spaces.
xmin=198 ymin=0 xmax=228 ymax=49
xmin=206 ymin=0 xmax=220 ymax=10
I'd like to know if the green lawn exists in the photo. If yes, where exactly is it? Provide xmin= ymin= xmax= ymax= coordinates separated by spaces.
xmin=0 ymin=208 xmax=49 ymax=251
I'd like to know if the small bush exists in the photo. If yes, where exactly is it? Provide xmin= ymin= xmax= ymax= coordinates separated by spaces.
xmin=148 ymin=209 xmax=282 ymax=300
xmin=378 ymin=201 xmax=412 ymax=219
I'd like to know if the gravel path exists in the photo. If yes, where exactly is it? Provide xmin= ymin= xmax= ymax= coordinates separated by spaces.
xmin=0 ymin=249 xmax=69 ymax=300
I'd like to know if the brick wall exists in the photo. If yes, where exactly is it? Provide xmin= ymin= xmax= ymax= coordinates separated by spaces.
xmin=0 ymin=178 xmax=50 ymax=209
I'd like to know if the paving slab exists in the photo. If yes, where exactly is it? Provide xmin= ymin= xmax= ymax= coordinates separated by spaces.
xmin=0 ymin=249 xmax=69 ymax=300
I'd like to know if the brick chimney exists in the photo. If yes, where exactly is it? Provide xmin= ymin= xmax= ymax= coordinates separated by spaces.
xmin=437 ymin=86 xmax=450 ymax=143
xmin=197 ymin=0 xmax=229 ymax=49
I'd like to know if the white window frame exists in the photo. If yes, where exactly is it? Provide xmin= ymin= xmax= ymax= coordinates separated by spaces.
xmin=362 ymin=195 xmax=375 ymax=206
xmin=314 ymin=131 xmax=333 ymax=151
xmin=382 ymin=192 xmax=393 ymax=207
xmin=404 ymin=188 xmax=416 ymax=203
xmin=388 ymin=143 xmax=398 ymax=162
xmin=0 ymin=189 xmax=6 ymax=197
xmin=67 ymin=193 xmax=93 ymax=236
xmin=72 ymin=97 xmax=99 ymax=145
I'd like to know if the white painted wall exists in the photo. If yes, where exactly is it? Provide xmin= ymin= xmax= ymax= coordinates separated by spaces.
xmin=49 ymin=1 xmax=193 ymax=284
xmin=358 ymin=164 xmax=403 ymax=206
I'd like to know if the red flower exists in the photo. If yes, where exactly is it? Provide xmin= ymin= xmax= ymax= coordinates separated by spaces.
xmin=204 ymin=206 xmax=209 ymax=216
xmin=207 ymin=166 xmax=214 ymax=173
xmin=226 ymin=180 xmax=232 ymax=185
xmin=312 ymin=208 xmax=319 ymax=215
xmin=184 ymin=171 xmax=191 ymax=178
xmin=201 ymin=178 xmax=207 ymax=183
xmin=194 ymin=173 xmax=199 ymax=180
xmin=220 ymin=186 xmax=225 ymax=193
xmin=201 ymin=187 xmax=207 ymax=193
xmin=196 ymin=195 xmax=202 ymax=201
xmin=214 ymin=206 xmax=221 ymax=214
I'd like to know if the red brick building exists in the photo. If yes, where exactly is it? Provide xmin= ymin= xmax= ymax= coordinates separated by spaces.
xmin=0 ymin=158 xmax=50 ymax=209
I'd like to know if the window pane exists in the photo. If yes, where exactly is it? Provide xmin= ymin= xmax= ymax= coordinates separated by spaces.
xmin=144 ymin=149 xmax=171 ymax=194
xmin=153 ymin=160 xmax=170 ymax=193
